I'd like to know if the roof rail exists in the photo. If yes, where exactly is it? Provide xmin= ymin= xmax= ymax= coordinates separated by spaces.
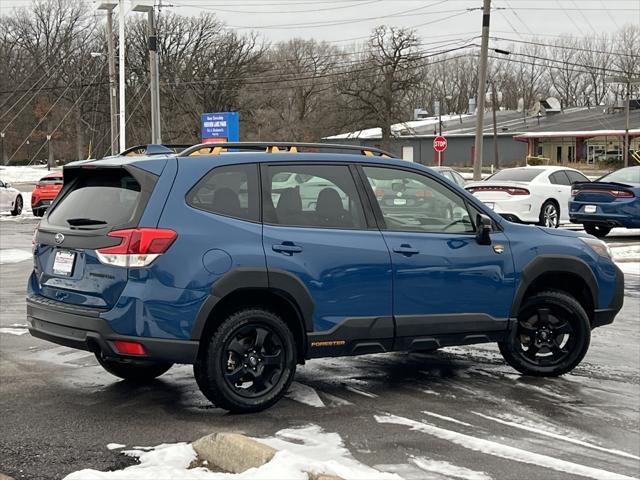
xmin=120 ymin=144 xmax=192 ymax=157
xmin=179 ymin=142 xmax=394 ymax=158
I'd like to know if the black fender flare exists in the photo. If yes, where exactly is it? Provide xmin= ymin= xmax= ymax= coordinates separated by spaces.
xmin=190 ymin=267 xmax=314 ymax=340
xmin=510 ymin=254 xmax=598 ymax=318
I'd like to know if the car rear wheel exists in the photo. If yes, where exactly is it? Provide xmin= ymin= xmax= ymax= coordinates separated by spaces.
xmin=499 ymin=291 xmax=590 ymax=376
xmin=584 ymin=223 xmax=611 ymax=238
xmin=538 ymin=200 xmax=559 ymax=228
xmin=194 ymin=308 xmax=296 ymax=413
xmin=96 ymin=353 xmax=173 ymax=382
xmin=11 ymin=195 xmax=22 ymax=216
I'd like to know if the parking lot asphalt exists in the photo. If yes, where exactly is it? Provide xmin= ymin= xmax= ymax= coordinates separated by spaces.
xmin=1 ymin=217 xmax=638 ymax=480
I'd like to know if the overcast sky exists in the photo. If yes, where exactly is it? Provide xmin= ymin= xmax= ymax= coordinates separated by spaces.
xmin=2 ymin=0 xmax=639 ymax=47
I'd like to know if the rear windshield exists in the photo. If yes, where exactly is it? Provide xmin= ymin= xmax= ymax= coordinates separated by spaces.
xmin=601 ymin=167 xmax=640 ymax=184
xmin=48 ymin=170 xmax=141 ymax=228
xmin=487 ymin=168 xmax=544 ymax=182
xmin=39 ymin=176 xmax=63 ymax=184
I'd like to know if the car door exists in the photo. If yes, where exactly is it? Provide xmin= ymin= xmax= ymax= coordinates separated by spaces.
xmin=261 ymin=163 xmax=393 ymax=357
xmin=359 ymin=165 xmax=515 ymax=350
xmin=548 ymin=171 xmax=573 ymax=222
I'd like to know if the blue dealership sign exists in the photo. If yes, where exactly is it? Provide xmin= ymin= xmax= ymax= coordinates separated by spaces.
xmin=201 ymin=112 xmax=239 ymax=142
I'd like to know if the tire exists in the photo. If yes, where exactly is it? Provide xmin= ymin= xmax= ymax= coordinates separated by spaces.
xmin=10 ymin=195 xmax=22 ymax=216
xmin=96 ymin=353 xmax=173 ymax=382
xmin=499 ymin=290 xmax=590 ymax=377
xmin=584 ymin=223 xmax=611 ymax=238
xmin=538 ymin=200 xmax=559 ymax=228
xmin=194 ymin=308 xmax=297 ymax=413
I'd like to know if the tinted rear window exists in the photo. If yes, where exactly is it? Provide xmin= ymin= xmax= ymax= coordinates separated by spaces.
xmin=601 ymin=167 xmax=640 ymax=184
xmin=488 ymin=168 xmax=544 ymax=182
xmin=48 ymin=170 xmax=142 ymax=227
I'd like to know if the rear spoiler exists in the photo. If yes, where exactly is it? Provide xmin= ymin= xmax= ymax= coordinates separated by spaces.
xmin=572 ymin=181 xmax=634 ymax=190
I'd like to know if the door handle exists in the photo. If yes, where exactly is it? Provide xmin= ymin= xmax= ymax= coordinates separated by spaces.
xmin=272 ymin=242 xmax=303 ymax=254
xmin=393 ymin=244 xmax=419 ymax=256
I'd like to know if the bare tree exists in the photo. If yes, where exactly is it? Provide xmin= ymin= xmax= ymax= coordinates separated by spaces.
xmin=337 ymin=26 xmax=421 ymax=149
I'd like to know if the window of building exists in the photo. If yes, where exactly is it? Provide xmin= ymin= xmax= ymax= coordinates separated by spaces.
xmin=187 ymin=164 xmax=259 ymax=222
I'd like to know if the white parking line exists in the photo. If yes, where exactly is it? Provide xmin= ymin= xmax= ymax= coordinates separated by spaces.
xmin=471 ymin=411 xmax=640 ymax=461
xmin=422 ymin=410 xmax=473 ymax=427
xmin=375 ymin=413 xmax=637 ymax=480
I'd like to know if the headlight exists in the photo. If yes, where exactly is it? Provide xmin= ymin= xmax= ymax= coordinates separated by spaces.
xmin=579 ymin=236 xmax=612 ymax=259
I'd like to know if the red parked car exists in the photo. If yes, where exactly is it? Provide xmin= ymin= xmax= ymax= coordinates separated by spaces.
xmin=31 ymin=172 xmax=63 ymax=217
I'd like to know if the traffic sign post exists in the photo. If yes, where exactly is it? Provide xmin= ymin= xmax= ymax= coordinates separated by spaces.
xmin=201 ymin=112 xmax=239 ymax=143
xmin=433 ymin=135 xmax=447 ymax=166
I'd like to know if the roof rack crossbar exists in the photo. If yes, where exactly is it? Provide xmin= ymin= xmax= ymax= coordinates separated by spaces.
xmin=179 ymin=142 xmax=393 ymax=158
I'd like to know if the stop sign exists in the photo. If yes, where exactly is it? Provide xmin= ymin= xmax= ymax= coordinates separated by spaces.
xmin=433 ymin=135 xmax=447 ymax=152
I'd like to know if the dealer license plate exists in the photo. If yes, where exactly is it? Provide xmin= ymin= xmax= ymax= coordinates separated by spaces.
xmin=584 ymin=205 xmax=597 ymax=213
xmin=53 ymin=250 xmax=75 ymax=276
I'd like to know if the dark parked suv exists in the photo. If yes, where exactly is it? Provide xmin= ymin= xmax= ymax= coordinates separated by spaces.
xmin=27 ymin=143 xmax=624 ymax=412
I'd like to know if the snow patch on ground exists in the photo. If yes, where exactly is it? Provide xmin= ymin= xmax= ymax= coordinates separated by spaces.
xmin=63 ymin=426 xmax=400 ymax=480
xmin=619 ymin=262 xmax=640 ymax=276
xmin=611 ymin=244 xmax=640 ymax=262
xmin=106 ymin=443 xmax=126 ymax=450
xmin=0 ymin=249 xmax=32 ymax=264
xmin=412 ymin=457 xmax=492 ymax=480
xmin=375 ymin=413 xmax=636 ymax=480
xmin=0 ymin=327 xmax=29 ymax=336
xmin=0 ymin=165 xmax=61 ymax=183
xmin=285 ymin=382 xmax=325 ymax=408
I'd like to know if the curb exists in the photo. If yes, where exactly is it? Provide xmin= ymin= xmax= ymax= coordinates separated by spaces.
xmin=192 ymin=432 xmax=343 ymax=480
xmin=0 ymin=473 xmax=16 ymax=480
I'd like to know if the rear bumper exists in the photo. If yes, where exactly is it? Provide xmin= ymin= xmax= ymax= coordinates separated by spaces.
xmin=592 ymin=264 xmax=625 ymax=328
xmin=569 ymin=212 xmax=639 ymax=229
xmin=26 ymin=295 xmax=198 ymax=364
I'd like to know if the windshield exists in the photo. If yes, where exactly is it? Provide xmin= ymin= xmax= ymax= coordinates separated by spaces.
xmin=600 ymin=167 xmax=640 ymax=184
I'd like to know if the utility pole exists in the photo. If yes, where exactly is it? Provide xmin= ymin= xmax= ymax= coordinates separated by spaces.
xmin=606 ymin=75 xmax=640 ymax=168
xmin=491 ymin=82 xmax=499 ymax=170
xmin=106 ymin=8 xmax=118 ymax=155
xmin=624 ymin=82 xmax=630 ymax=167
xmin=46 ymin=135 xmax=53 ymax=171
xmin=118 ymin=0 xmax=126 ymax=152
xmin=133 ymin=2 xmax=162 ymax=144
xmin=473 ymin=0 xmax=491 ymax=181
xmin=0 ymin=132 xmax=5 ymax=166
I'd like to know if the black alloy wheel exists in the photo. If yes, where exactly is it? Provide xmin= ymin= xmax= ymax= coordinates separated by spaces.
xmin=499 ymin=290 xmax=590 ymax=376
xmin=11 ymin=195 xmax=22 ymax=216
xmin=222 ymin=324 xmax=286 ymax=398
xmin=194 ymin=308 xmax=296 ymax=413
xmin=584 ymin=223 xmax=611 ymax=238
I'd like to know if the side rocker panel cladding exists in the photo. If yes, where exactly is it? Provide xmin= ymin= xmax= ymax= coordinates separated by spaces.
xmin=510 ymin=254 xmax=598 ymax=317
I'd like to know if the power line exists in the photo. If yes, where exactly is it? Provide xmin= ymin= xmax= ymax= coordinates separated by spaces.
xmin=491 ymin=36 xmax=637 ymax=58
xmin=170 ymin=0 xmax=384 ymax=14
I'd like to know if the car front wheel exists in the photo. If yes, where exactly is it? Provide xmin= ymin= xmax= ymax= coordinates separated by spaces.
xmin=194 ymin=308 xmax=297 ymax=413
xmin=499 ymin=290 xmax=590 ymax=376
xmin=11 ymin=195 xmax=22 ymax=216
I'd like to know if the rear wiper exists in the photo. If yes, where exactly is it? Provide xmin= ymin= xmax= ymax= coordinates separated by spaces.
xmin=66 ymin=217 xmax=108 ymax=226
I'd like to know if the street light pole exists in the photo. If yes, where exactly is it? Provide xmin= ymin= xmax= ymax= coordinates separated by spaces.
xmin=118 ymin=0 xmax=126 ymax=152
xmin=0 ymin=132 xmax=5 ymax=166
xmin=473 ymin=0 xmax=491 ymax=181
xmin=606 ymin=75 xmax=640 ymax=168
xmin=133 ymin=2 xmax=162 ymax=144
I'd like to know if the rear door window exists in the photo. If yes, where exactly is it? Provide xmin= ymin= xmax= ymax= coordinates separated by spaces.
xmin=565 ymin=170 xmax=589 ymax=184
xmin=263 ymin=164 xmax=366 ymax=229
xmin=47 ymin=169 xmax=143 ymax=228
xmin=549 ymin=171 xmax=571 ymax=186
xmin=187 ymin=163 xmax=259 ymax=222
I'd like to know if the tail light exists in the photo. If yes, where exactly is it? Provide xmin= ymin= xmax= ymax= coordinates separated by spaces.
xmin=415 ymin=190 xmax=433 ymax=198
xmin=96 ymin=228 xmax=177 ymax=267
xmin=466 ymin=186 xmax=529 ymax=195
xmin=375 ymin=188 xmax=385 ymax=200
xmin=571 ymin=188 xmax=634 ymax=199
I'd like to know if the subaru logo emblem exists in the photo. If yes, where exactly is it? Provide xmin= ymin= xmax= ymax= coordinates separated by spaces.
xmin=54 ymin=233 xmax=64 ymax=244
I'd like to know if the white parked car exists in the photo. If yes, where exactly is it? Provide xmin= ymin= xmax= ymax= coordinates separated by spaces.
xmin=465 ymin=166 xmax=590 ymax=228
xmin=0 ymin=178 xmax=23 ymax=216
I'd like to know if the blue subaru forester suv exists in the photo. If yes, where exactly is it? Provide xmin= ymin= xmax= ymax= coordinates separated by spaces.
xmin=27 ymin=142 xmax=624 ymax=412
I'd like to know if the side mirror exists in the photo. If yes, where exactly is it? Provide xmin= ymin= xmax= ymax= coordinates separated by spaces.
xmin=476 ymin=214 xmax=492 ymax=245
